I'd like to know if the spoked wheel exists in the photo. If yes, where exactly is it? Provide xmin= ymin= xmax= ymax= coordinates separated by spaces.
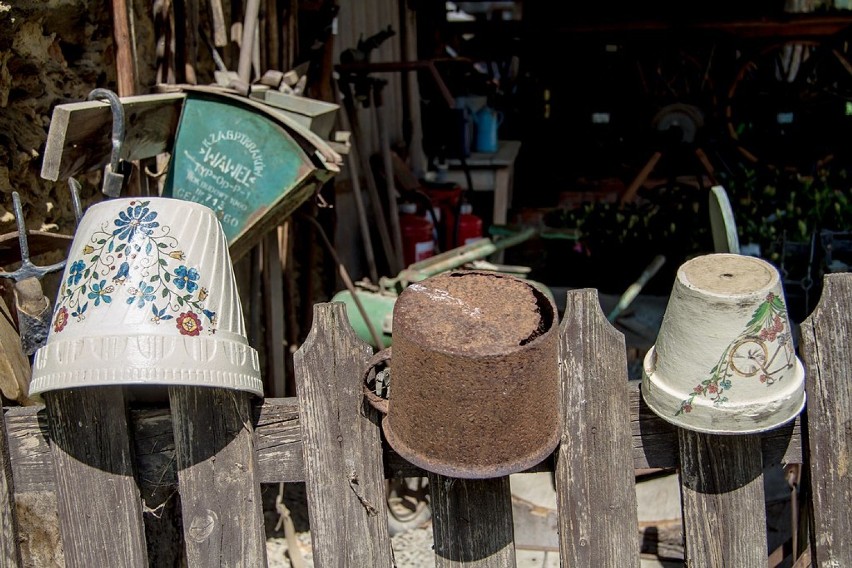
xmin=386 ymin=476 xmax=431 ymax=536
xmin=725 ymin=39 xmax=852 ymax=171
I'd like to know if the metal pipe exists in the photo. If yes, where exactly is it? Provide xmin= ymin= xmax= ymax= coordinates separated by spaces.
xmin=302 ymin=215 xmax=384 ymax=350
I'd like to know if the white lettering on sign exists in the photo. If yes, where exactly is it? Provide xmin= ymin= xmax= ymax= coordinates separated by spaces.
xmin=202 ymin=130 xmax=266 ymax=179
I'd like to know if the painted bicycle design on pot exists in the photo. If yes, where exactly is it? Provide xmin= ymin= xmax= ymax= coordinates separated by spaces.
xmin=676 ymin=292 xmax=795 ymax=415
xmin=52 ymin=200 xmax=217 ymax=337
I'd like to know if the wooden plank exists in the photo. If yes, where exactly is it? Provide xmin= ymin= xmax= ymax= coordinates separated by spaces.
xmin=678 ymin=430 xmax=767 ymax=566
xmin=293 ymin=303 xmax=394 ymax=567
xmin=263 ymin=232 xmax=287 ymax=397
xmin=4 ymin=384 xmax=802 ymax=493
xmin=44 ymin=388 xmax=147 ymax=567
xmin=0 ymin=398 xmax=22 ymax=567
xmin=429 ymin=474 xmax=516 ymax=567
xmin=169 ymin=387 xmax=266 ymax=567
xmin=3 ymin=406 xmax=54 ymax=493
xmin=40 ymin=93 xmax=185 ymax=182
xmin=555 ymin=288 xmax=639 ymax=566
xmin=800 ymin=273 xmax=852 ymax=566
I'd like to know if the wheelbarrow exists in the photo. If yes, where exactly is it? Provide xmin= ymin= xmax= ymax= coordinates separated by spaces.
xmin=331 ymin=226 xmax=547 ymax=349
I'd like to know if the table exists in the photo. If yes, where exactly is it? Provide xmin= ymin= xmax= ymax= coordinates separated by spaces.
xmin=443 ymin=140 xmax=521 ymax=227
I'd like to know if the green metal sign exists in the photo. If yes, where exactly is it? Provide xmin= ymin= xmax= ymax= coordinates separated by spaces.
xmin=164 ymin=91 xmax=316 ymax=259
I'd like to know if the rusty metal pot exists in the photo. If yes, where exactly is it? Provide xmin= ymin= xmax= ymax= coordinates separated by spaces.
xmin=366 ymin=270 xmax=559 ymax=479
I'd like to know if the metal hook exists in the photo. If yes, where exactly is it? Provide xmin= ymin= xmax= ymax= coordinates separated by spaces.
xmin=68 ymin=176 xmax=83 ymax=225
xmin=0 ymin=192 xmax=67 ymax=281
xmin=87 ymin=88 xmax=129 ymax=197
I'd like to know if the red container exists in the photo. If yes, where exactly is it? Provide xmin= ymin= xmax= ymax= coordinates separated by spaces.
xmin=454 ymin=203 xmax=484 ymax=247
xmin=399 ymin=202 xmax=435 ymax=266
xmin=421 ymin=184 xmax=462 ymax=251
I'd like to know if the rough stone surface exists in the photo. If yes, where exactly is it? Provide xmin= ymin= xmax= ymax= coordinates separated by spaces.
xmin=0 ymin=0 xmax=157 ymax=249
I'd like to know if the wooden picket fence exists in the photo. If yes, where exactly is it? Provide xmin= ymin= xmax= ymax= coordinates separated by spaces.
xmin=1 ymin=278 xmax=851 ymax=567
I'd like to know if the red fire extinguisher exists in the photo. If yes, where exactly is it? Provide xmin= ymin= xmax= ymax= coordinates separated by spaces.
xmin=399 ymin=202 xmax=435 ymax=266
xmin=454 ymin=202 xmax=484 ymax=247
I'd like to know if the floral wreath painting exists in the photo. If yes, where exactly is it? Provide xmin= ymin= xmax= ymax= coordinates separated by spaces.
xmin=52 ymin=201 xmax=217 ymax=337
xmin=675 ymin=292 xmax=796 ymax=416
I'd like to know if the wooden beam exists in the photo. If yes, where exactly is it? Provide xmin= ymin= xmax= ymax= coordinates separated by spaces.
xmin=3 ymin=380 xmax=802 ymax=494
xmin=557 ymin=15 xmax=852 ymax=38
xmin=40 ymin=93 xmax=185 ymax=182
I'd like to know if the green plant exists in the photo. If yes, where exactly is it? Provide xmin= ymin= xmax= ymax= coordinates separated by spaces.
xmin=723 ymin=166 xmax=852 ymax=261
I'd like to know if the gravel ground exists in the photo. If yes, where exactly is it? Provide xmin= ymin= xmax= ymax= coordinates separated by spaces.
xmin=265 ymin=524 xmax=436 ymax=567
xmin=262 ymin=483 xmax=435 ymax=568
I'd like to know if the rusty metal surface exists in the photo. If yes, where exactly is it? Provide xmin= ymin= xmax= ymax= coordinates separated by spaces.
xmin=383 ymin=270 xmax=559 ymax=479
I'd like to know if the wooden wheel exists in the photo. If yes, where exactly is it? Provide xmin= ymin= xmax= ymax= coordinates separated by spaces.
xmin=725 ymin=39 xmax=852 ymax=170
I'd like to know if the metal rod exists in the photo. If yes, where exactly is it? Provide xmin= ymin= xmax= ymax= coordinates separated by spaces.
xmin=68 ymin=177 xmax=83 ymax=224
xmin=301 ymin=214 xmax=384 ymax=350
xmin=11 ymin=192 xmax=30 ymax=265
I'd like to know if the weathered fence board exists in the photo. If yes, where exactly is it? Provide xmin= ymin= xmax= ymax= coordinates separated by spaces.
xmin=44 ymin=388 xmax=148 ymax=567
xmin=678 ymin=431 xmax=767 ymax=566
xmin=40 ymin=93 xmax=185 ymax=182
xmin=2 ymin=383 xmax=803 ymax=493
xmin=429 ymin=474 xmax=516 ymax=567
xmin=6 ymin=267 xmax=848 ymax=568
xmin=556 ymin=289 xmax=640 ymax=566
xmin=3 ymin=406 xmax=54 ymax=493
xmin=293 ymin=303 xmax=394 ymax=566
xmin=169 ymin=387 xmax=267 ymax=567
xmin=0 ymin=399 xmax=21 ymax=567
xmin=800 ymin=274 xmax=852 ymax=566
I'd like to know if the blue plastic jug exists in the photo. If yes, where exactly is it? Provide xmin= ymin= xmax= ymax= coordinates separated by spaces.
xmin=474 ymin=106 xmax=503 ymax=153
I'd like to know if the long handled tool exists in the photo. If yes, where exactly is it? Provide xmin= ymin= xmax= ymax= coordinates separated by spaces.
xmin=607 ymin=254 xmax=666 ymax=323
xmin=372 ymin=79 xmax=405 ymax=272
xmin=0 ymin=189 xmax=80 ymax=403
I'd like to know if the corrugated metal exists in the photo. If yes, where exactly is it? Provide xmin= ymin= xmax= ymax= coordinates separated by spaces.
xmin=334 ymin=0 xmax=405 ymax=165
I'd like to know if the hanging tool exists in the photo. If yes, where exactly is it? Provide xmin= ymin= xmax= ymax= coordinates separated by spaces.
xmin=337 ymin=27 xmax=402 ymax=274
xmin=333 ymin=79 xmax=379 ymax=282
xmin=372 ymin=78 xmax=405 ymax=272
xmin=1 ymin=190 xmax=78 ymax=354
xmin=87 ymin=88 xmax=132 ymax=198
xmin=0 ymin=188 xmax=79 ymax=403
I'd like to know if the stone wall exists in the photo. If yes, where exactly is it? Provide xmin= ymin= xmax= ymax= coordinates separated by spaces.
xmin=0 ymin=0 xmax=156 ymax=237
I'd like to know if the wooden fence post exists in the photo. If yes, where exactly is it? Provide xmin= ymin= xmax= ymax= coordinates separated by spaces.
xmin=169 ymin=386 xmax=267 ymax=567
xmin=44 ymin=388 xmax=148 ymax=567
xmin=800 ymin=273 xmax=852 ymax=566
xmin=429 ymin=473 xmax=516 ymax=567
xmin=0 ymin=407 xmax=22 ymax=567
xmin=678 ymin=430 xmax=766 ymax=566
xmin=556 ymin=289 xmax=640 ymax=567
xmin=294 ymin=303 xmax=394 ymax=567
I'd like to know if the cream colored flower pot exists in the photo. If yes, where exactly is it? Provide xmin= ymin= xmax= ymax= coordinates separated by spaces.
xmin=30 ymin=197 xmax=262 ymax=396
xmin=642 ymin=253 xmax=805 ymax=434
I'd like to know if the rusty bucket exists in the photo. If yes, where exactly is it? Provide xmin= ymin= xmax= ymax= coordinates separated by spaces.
xmin=368 ymin=270 xmax=559 ymax=479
